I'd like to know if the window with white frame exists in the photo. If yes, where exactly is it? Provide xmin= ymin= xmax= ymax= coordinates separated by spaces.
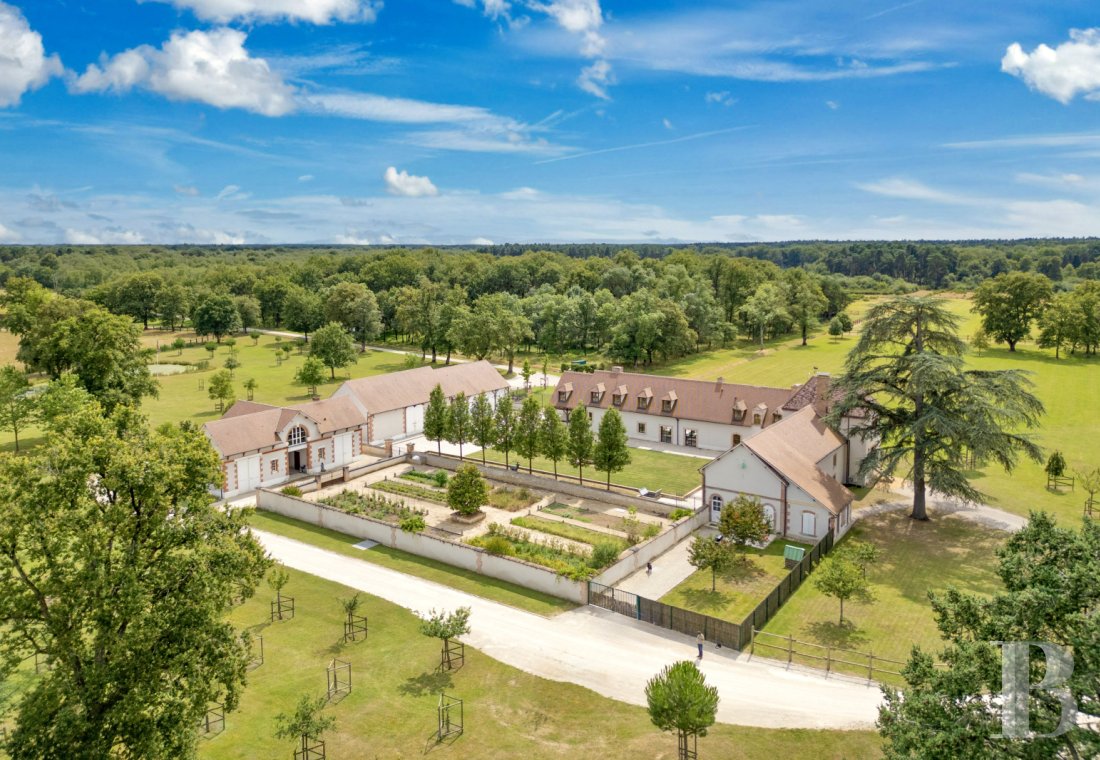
xmin=710 ymin=493 xmax=723 ymax=511
xmin=270 ymin=459 xmax=279 ymax=474
xmin=637 ymin=422 xmax=647 ymax=434
xmin=288 ymin=426 xmax=307 ymax=446
xmin=660 ymin=426 xmax=672 ymax=443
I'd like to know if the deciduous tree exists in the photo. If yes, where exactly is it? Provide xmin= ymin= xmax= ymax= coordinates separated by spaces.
xmin=0 ymin=401 xmax=269 ymax=759
xmin=687 ymin=536 xmax=735 ymax=592
xmin=192 ymin=294 xmax=241 ymax=343
xmin=972 ymin=271 xmax=1052 ymax=351
xmin=446 ymin=464 xmax=486 ymax=516
xmin=294 ymin=357 xmax=326 ymax=398
xmin=592 ymin=407 xmax=631 ymax=490
xmin=514 ymin=395 xmax=543 ymax=473
xmin=469 ymin=392 xmax=496 ymax=464
xmin=812 ymin=554 xmax=871 ymax=623
xmin=717 ymin=495 xmax=771 ymax=557
xmin=446 ymin=392 xmax=471 ymax=460
xmin=0 ymin=366 xmax=37 ymax=452
xmin=309 ymin=322 xmax=357 ymax=379
xmin=566 ymin=405 xmax=594 ymax=484
xmin=645 ymin=661 xmax=719 ymax=760
xmin=424 ymin=384 xmax=448 ymax=455
xmin=539 ymin=406 xmax=568 ymax=479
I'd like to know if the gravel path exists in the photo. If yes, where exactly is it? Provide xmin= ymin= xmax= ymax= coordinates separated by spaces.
xmin=254 ymin=529 xmax=883 ymax=730
xmin=857 ymin=486 xmax=1028 ymax=532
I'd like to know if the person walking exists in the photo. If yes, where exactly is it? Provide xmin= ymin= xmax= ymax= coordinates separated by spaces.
xmin=697 ymin=632 xmax=704 ymax=659
xmin=646 ymin=561 xmax=653 ymax=576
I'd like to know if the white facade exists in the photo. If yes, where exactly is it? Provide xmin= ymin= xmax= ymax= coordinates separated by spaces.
xmin=586 ymin=406 xmax=768 ymax=453
xmin=702 ymin=443 xmax=852 ymax=543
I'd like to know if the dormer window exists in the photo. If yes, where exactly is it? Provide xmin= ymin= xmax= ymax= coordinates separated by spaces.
xmin=288 ymin=426 xmax=307 ymax=447
xmin=590 ymin=383 xmax=605 ymax=404
xmin=661 ymin=390 xmax=678 ymax=413
xmin=557 ymin=383 xmax=573 ymax=403
xmin=772 ymin=412 xmax=782 ymax=423
xmin=612 ymin=393 xmax=624 ymax=406
xmin=732 ymin=409 xmax=745 ymax=422
xmin=753 ymin=414 xmax=762 ymax=425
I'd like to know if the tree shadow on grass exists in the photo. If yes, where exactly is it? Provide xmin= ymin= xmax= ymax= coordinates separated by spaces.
xmin=399 ymin=669 xmax=454 ymax=698
xmin=803 ymin=619 xmax=871 ymax=650
xmin=676 ymin=588 xmax=735 ymax=614
xmin=718 ymin=558 xmax=766 ymax=585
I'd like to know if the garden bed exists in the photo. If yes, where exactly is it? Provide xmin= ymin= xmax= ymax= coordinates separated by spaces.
xmin=317 ymin=489 xmax=427 ymax=522
xmin=540 ymin=502 xmax=663 ymax=536
xmin=398 ymin=469 xmax=449 ymax=488
xmin=369 ymin=480 xmax=448 ymax=504
xmin=488 ymin=486 xmax=539 ymax=511
xmin=512 ymin=515 xmax=628 ymax=552
xmin=468 ymin=523 xmax=611 ymax=580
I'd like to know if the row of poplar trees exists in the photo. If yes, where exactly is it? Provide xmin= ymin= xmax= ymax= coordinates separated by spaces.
xmin=421 ymin=385 xmax=631 ymax=489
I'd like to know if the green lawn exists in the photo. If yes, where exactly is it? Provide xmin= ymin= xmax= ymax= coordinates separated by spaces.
xmin=248 ymin=511 xmax=575 ymax=617
xmin=200 ymin=567 xmax=882 ymax=759
xmin=473 ymin=446 xmax=705 ymax=497
xmin=660 ymin=540 xmax=812 ymax=622
xmin=760 ymin=510 xmax=1005 ymax=678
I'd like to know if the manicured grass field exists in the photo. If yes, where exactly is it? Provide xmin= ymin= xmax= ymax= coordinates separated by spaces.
xmin=200 ymin=567 xmax=883 ymax=759
xmin=660 ymin=540 xmax=814 ymax=622
xmin=760 ymin=510 xmax=1005 ymax=674
xmin=473 ymin=446 xmax=706 ymax=497
xmin=248 ymin=511 xmax=575 ymax=617
xmin=141 ymin=332 xmax=430 ymax=430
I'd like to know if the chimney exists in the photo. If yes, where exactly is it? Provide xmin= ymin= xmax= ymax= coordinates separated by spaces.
xmin=813 ymin=373 xmax=832 ymax=417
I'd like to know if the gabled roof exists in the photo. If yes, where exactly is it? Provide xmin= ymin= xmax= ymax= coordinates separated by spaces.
xmin=721 ymin=406 xmax=853 ymax=515
xmin=553 ymin=369 xmax=793 ymax=428
xmin=204 ymin=396 xmax=369 ymax=458
xmin=337 ymin=360 xmax=509 ymax=415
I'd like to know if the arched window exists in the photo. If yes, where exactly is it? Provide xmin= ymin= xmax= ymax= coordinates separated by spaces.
xmin=763 ymin=504 xmax=776 ymax=531
xmin=288 ymin=426 xmax=307 ymax=446
xmin=710 ymin=493 xmax=724 ymax=511
xmin=801 ymin=510 xmax=817 ymax=536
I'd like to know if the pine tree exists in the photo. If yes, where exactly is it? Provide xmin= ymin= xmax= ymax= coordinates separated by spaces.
xmin=830 ymin=296 xmax=1044 ymax=521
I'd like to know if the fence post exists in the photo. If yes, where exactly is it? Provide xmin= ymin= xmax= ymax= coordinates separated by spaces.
xmin=868 ymin=652 xmax=874 ymax=684
xmin=826 ymin=647 xmax=832 ymax=676
xmin=636 ymin=594 xmax=641 ymax=621
xmin=787 ymin=634 xmax=793 ymax=667
xmin=750 ymin=627 xmax=756 ymax=657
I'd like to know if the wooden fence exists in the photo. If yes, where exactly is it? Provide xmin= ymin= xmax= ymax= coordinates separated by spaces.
xmin=750 ymin=629 xmax=905 ymax=684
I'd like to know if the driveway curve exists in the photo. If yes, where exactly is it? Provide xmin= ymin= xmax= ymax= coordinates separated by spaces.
xmin=254 ymin=529 xmax=883 ymax=730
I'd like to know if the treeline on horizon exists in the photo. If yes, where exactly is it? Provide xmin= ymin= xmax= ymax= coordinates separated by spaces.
xmin=1 ymin=238 xmax=1097 ymax=369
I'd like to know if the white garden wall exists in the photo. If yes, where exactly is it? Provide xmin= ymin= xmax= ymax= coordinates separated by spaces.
xmin=592 ymin=506 xmax=712 ymax=587
xmin=256 ymin=489 xmax=587 ymax=604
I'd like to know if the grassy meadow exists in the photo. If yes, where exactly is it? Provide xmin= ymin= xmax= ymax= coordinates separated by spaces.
xmin=759 ymin=509 xmax=1005 ymax=678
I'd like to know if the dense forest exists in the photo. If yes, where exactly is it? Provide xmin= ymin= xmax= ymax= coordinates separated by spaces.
xmin=1 ymin=239 xmax=1098 ymax=371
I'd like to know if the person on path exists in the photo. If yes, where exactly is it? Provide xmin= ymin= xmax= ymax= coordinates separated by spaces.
xmin=646 ymin=561 xmax=653 ymax=576
xmin=697 ymin=632 xmax=704 ymax=659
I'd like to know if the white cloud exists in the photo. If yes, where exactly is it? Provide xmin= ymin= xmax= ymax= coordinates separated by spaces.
xmin=0 ymin=221 xmax=19 ymax=242
xmin=452 ymin=0 xmax=510 ymax=20
xmin=216 ymin=184 xmax=249 ymax=200
xmin=826 ymin=100 xmax=840 ymax=110
xmin=71 ymin=28 xmax=296 ymax=116
xmin=383 ymin=167 xmax=439 ymax=197
xmin=146 ymin=0 xmax=382 ymax=24
xmin=500 ymin=187 xmax=541 ymax=199
xmin=470 ymin=236 xmax=495 ymax=245
xmin=174 ymin=184 xmax=200 ymax=196
xmin=0 ymin=2 xmax=63 ymax=107
xmin=1015 ymin=172 xmax=1086 ymax=188
xmin=403 ymin=129 xmax=565 ymax=155
xmin=298 ymin=174 xmax=315 ymax=182
xmin=856 ymin=177 xmax=977 ymax=205
xmin=64 ymin=228 xmax=102 ymax=245
xmin=704 ymin=91 xmax=735 ymax=106
xmin=1002 ymin=29 xmax=1100 ymax=103
xmin=578 ymin=59 xmax=613 ymax=99
xmin=300 ymin=92 xmax=518 ymax=126
xmin=662 ymin=118 xmax=674 ymax=130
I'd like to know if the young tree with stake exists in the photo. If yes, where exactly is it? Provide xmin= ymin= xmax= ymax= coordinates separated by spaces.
xmin=645 ymin=661 xmax=719 ymax=760
xmin=418 ymin=607 xmax=472 ymax=671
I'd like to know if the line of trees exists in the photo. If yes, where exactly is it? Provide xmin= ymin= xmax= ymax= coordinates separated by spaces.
xmin=423 ymin=385 xmax=631 ymax=488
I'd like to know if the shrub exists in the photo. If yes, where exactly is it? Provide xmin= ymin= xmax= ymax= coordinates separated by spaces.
xmin=668 ymin=508 xmax=693 ymax=522
xmin=280 ymin=485 xmax=303 ymax=497
xmin=481 ymin=535 xmax=513 ymax=556
xmin=319 ymin=489 xmax=428 ymax=521
xmin=643 ymin=522 xmax=661 ymax=539
xmin=433 ymin=470 xmax=449 ymax=488
xmin=371 ymin=480 xmax=448 ymax=504
xmin=400 ymin=514 xmax=426 ymax=534
xmin=589 ymin=541 xmax=621 ymax=569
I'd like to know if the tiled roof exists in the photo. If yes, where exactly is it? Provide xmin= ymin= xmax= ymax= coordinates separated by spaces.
xmin=288 ymin=396 xmax=367 ymax=435
xmin=739 ymin=406 xmax=853 ymax=515
xmin=337 ymin=360 xmax=509 ymax=415
xmin=553 ymin=369 xmax=794 ymax=428
xmin=204 ymin=405 xmax=286 ymax=458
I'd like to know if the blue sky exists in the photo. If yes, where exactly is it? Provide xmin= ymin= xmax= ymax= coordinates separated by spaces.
xmin=2 ymin=0 xmax=1100 ymax=244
